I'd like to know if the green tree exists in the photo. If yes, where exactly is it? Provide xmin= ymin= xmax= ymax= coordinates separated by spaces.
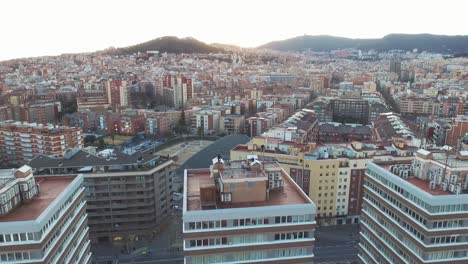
xmin=110 ymin=133 xmax=115 ymax=145
xmin=197 ymin=126 xmax=203 ymax=138
xmin=175 ymin=110 xmax=190 ymax=135
xmin=84 ymin=135 xmax=96 ymax=146
xmin=97 ymin=137 xmax=105 ymax=149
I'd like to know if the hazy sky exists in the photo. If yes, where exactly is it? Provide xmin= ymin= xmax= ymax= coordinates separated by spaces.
xmin=1 ymin=0 xmax=467 ymax=61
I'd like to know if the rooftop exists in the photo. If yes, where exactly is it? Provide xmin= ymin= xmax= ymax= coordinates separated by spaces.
xmin=29 ymin=148 xmax=161 ymax=169
xmin=0 ymin=176 xmax=74 ymax=222
xmin=379 ymin=164 xmax=459 ymax=196
xmin=406 ymin=177 xmax=451 ymax=196
xmin=0 ymin=169 xmax=16 ymax=190
xmin=186 ymin=161 xmax=310 ymax=211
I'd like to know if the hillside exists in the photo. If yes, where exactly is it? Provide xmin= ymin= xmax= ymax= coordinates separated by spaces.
xmin=111 ymin=36 xmax=220 ymax=55
xmin=259 ymin=34 xmax=468 ymax=54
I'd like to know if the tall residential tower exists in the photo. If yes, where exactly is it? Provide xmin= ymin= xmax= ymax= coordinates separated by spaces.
xmin=183 ymin=157 xmax=316 ymax=264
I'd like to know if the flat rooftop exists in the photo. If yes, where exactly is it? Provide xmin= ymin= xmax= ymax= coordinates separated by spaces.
xmin=186 ymin=164 xmax=310 ymax=211
xmin=0 ymin=169 xmax=16 ymax=190
xmin=380 ymin=164 xmax=453 ymax=196
xmin=406 ymin=177 xmax=451 ymax=196
xmin=0 ymin=177 xmax=74 ymax=222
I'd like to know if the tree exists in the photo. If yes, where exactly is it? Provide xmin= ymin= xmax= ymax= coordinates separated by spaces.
xmin=175 ymin=110 xmax=190 ymax=135
xmin=97 ymin=137 xmax=105 ymax=149
xmin=197 ymin=126 xmax=203 ymax=138
xmin=84 ymin=135 xmax=96 ymax=145
xmin=111 ymin=133 xmax=115 ymax=145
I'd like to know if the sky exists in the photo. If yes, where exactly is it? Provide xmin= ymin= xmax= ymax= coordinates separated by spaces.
xmin=1 ymin=0 xmax=467 ymax=61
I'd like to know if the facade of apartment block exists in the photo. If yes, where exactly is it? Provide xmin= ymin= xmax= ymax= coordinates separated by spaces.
xmin=0 ymin=166 xmax=91 ymax=263
xmin=183 ymin=158 xmax=316 ymax=264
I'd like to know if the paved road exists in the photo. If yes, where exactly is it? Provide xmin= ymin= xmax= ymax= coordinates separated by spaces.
xmin=314 ymin=224 xmax=360 ymax=264
xmin=118 ymin=257 xmax=184 ymax=264
xmin=93 ymin=200 xmax=184 ymax=264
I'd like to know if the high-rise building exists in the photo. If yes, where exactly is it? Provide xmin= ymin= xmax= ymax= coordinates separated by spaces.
xmin=106 ymin=79 xmax=128 ymax=109
xmin=29 ymin=148 xmax=177 ymax=242
xmin=0 ymin=121 xmax=83 ymax=166
xmin=162 ymin=75 xmax=194 ymax=109
xmin=183 ymin=157 xmax=316 ymax=264
xmin=0 ymin=165 xmax=91 ymax=263
xmin=389 ymin=58 xmax=402 ymax=77
xmin=359 ymin=149 xmax=468 ymax=264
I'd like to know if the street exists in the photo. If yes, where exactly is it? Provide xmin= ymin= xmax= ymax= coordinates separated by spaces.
xmin=93 ymin=198 xmax=184 ymax=264
xmin=314 ymin=224 xmax=360 ymax=264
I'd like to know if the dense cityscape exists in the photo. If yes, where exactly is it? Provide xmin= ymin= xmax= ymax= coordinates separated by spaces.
xmin=1 ymin=3 xmax=468 ymax=264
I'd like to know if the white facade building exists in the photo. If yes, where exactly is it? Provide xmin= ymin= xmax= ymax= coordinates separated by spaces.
xmin=0 ymin=166 xmax=91 ymax=264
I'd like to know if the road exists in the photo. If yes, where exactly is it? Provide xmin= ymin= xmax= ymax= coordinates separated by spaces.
xmin=118 ymin=257 xmax=184 ymax=264
xmin=93 ymin=198 xmax=184 ymax=264
xmin=314 ymin=224 xmax=360 ymax=264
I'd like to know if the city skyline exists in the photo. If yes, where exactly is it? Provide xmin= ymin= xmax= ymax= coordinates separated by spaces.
xmin=1 ymin=0 xmax=468 ymax=61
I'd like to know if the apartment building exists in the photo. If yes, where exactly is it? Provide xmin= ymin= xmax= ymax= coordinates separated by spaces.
xmin=0 ymin=121 xmax=83 ymax=166
xmin=231 ymin=137 xmax=416 ymax=225
xmin=246 ymin=117 xmax=270 ymax=137
xmin=330 ymin=99 xmax=370 ymax=125
xmin=195 ymin=110 xmax=221 ymax=135
xmin=162 ymin=75 xmax=194 ymax=109
xmin=359 ymin=149 xmax=468 ymax=264
xmin=27 ymin=102 xmax=61 ymax=124
xmin=146 ymin=117 xmax=170 ymax=137
xmin=445 ymin=116 xmax=468 ymax=147
xmin=220 ymin=114 xmax=245 ymax=135
xmin=263 ymin=109 xmax=319 ymax=144
xmin=29 ymin=148 xmax=176 ymax=242
xmin=0 ymin=165 xmax=91 ymax=263
xmin=319 ymin=123 xmax=372 ymax=143
xmin=76 ymin=95 xmax=110 ymax=112
xmin=106 ymin=79 xmax=128 ymax=109
xmin=183 ymin=157 xmax=316 ymax=264
xmin=396 ymin=95 xmax=441 ymax=115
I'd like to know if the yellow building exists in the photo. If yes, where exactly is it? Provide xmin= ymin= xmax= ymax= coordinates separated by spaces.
xmin=231 ymin=137 xmax=359 ymax=225
xmin=305 ymin=158 xmax=339 ymax=223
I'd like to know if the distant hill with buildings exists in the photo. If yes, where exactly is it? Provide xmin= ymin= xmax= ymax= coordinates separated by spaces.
xmin=111 ymin=36 xmax=220 ymax=55
xmin=259 ymin=34 xmax=468 ymax=54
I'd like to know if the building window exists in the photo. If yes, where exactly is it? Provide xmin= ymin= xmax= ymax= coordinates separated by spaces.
xmin=247 ymin=182 xmax=254 ymax=188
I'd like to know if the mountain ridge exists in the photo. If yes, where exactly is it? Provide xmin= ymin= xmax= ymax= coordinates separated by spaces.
xmin=108 ymin=36 xmax=220 ymax=55
xmin=258 ymin=34 xmax=468 ymax=53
